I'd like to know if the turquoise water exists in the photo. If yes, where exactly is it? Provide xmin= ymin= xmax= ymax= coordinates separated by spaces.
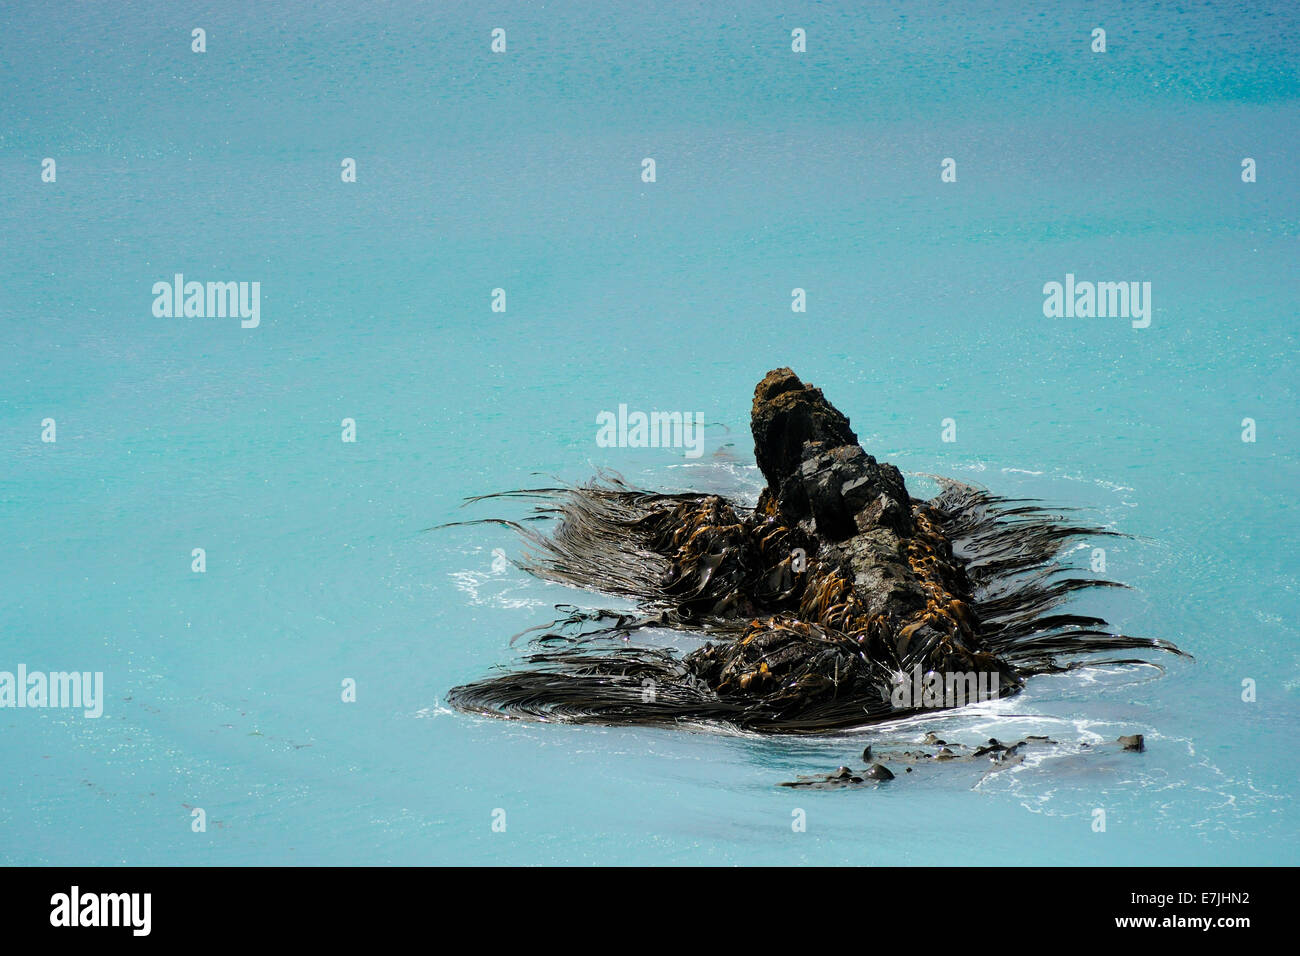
xmin=2 ymin=0 xmax=1297 ymax=865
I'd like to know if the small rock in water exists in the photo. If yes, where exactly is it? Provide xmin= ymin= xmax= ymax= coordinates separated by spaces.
xmin=1118 ymin=734 xmax=1145 ymax=752
xmin=864 ymin=763 xmax=895 ymax=781
xmin=862 ymin=745 xmax=872 ymax=761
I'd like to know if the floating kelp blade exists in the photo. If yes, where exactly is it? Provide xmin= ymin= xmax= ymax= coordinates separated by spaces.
xmin=446 ymin=369 xmax=1186 ymax=733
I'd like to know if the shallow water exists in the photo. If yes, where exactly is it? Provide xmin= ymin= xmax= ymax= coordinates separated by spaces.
xmin=1 ymin=0 xmax=1297 ymax=865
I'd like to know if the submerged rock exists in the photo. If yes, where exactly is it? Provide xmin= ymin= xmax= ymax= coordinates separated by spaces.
xmin=781 ymin=732 xmax=1150 ymax=788
xmin=781 ymin=761 xmax=894 ymax=789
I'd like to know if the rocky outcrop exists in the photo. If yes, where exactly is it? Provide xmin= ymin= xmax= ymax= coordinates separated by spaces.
xmin=445 ymin=368 xmax=1186 ymax=733
xmin=745 ymin=368 xmax=992 ymax=675
xmin=752 ymin=368 xmax=909 ymax=535
xmin=752 ymin=368 xmax=920 ymax=620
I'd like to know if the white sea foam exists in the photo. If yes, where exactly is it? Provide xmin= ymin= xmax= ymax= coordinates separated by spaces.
xmin=449 ymin=549 xmax=549 ymax=610
xmin=414 ymin=702 xmax=455 ymax=720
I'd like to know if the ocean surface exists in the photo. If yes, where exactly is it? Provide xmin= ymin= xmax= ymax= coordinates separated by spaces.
xmin=1 ymin=0 xmax=1297 ymax=865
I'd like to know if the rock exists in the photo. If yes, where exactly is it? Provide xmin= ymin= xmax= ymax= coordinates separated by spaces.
xmin=861 ymin=745 xmax=872 ymax=761
xmin=780 ymin=761 xmax=891 ymax=789
xmin=449 ymin=367 xmax=1186 ymax=734
xmin=751 ymin=369 xmax=858 ymax=492
xmin=1118 ymin=734 xmax=1145 ymax=752
xmin=751 ymin=369 xmax=913 ymax=542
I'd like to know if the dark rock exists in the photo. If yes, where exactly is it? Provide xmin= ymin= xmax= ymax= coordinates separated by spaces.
xmin=751 ymin=369 xmax=858 ymax=491
xmin=448 ymin=367 xmax=1185 ymax=735
xmin=861 ymin=745 xmax=872 ymax=761
xmin=1118 ymin=734 xmax=1145 ymax=752
xmin=863 ymin=763 xmax=895 ymax=781
xmin=751 ymin=369 xmax=913 ymax=542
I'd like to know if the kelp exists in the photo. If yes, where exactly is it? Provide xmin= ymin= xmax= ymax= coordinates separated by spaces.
xmin=443 ymin=372 xmax=1187 ymax=734
xmin=444 ymin=477 xmax=1184 ymax=733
